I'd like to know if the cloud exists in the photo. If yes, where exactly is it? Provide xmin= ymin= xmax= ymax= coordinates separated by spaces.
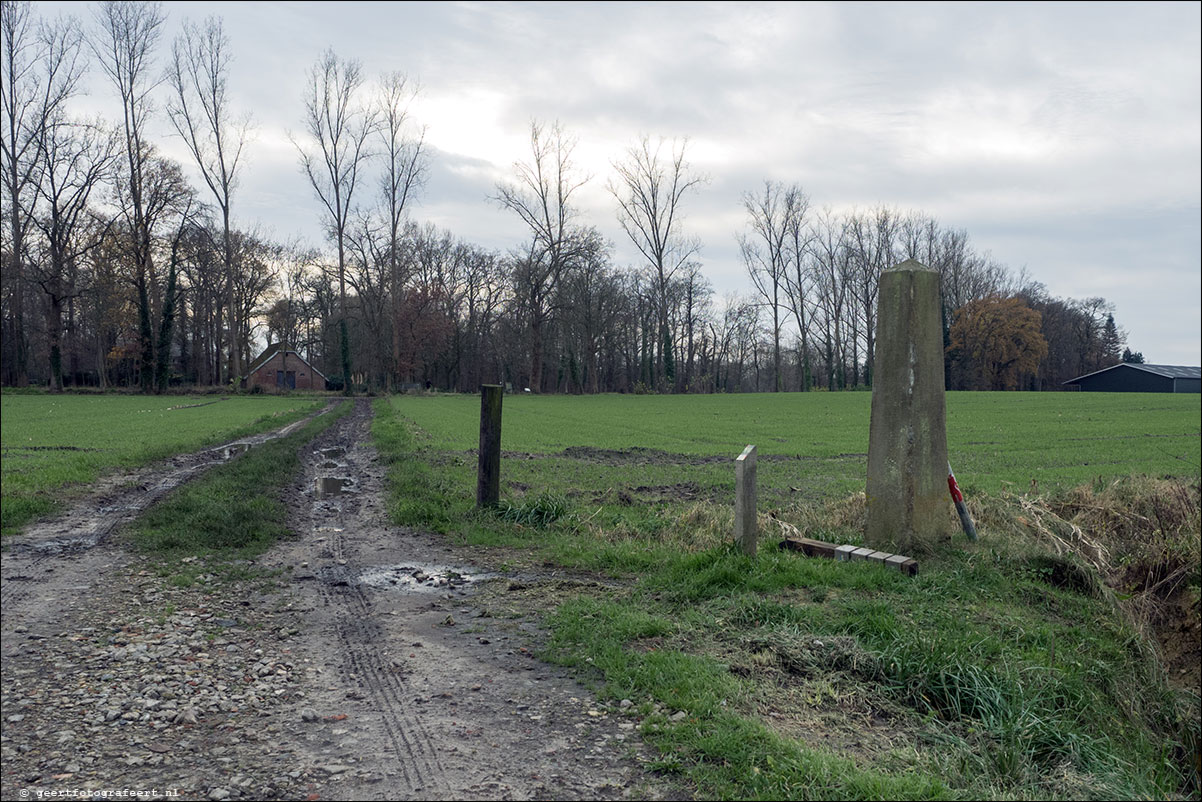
xmin=32 ymin=0 xmax=1201 ymax=362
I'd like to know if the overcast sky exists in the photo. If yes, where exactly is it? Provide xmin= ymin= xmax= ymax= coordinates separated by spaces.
xmin=41 ymin=1 xmax=1202 ymax=364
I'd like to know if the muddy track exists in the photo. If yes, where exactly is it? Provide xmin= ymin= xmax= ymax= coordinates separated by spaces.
xmin=0 ymin=406 xmax=331 ymax=625
xmin=267 ymin=398 xmax=681 ymax=800
xmin=1 ymin=399 xmax=684 ymax=800
xmin=302 ymin=422 xmax=448 ymax=792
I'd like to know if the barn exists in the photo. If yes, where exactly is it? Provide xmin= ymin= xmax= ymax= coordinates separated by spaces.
xmin=245 ymin=345 xmax=327 ymax=391
xmin=1064 ymin=363 xmax=1201 ymax=393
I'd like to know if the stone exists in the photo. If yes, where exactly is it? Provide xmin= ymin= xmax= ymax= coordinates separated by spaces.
xmin=865 ymin=260 xmax=955 ymax=550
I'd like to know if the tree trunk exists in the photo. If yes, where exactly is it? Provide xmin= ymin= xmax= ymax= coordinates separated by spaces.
xmin=46 ymin=291 xmax=64 ymax=393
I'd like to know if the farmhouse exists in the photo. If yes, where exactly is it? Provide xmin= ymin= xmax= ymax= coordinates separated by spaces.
xmin=245 ymin=345 xmax=327 ymax=391
xmin=1064 ymin=363 xmax=1201 ymax=393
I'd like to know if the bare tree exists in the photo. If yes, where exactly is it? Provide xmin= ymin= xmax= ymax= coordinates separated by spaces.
xmin=29 ymin=107 xmax=117 ymax=391
xmin=375 ymin=71 xmax=425 ymax=389
xmin=609 ymin=135 xmax=704 ymax=391
xmin=166 ymin=14 xmax=252 ymax=384
xmin=293 ymin=48 xmax=377 ymax=393
xmin=740 ymin=181 xmax=808 ymax=392
xmin=494 ymin=120 xmax=593 ymax=392
xmin=842 ymin=206 xmax=899 ymax=386
xmin=2 ymin=0 xmax=42 ymax=385
xmin=782 ymin=188 xmax=814 ymax=390
xmin=4 ymin=1 xmax=90 ymax=386
xmin=676 ymin=261 xmax=711 ymax=391
xmin=92 ymin=0 xmax=166 ymax=392
xmin=808 ymin=207 xmax=850 ymax=389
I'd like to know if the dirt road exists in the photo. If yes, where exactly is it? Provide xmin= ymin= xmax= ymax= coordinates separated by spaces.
xmin=1 ymin=400 xmax=681 ymax=801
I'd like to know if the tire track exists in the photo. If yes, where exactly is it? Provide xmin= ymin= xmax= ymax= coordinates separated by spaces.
xmin=297 ymin=399 xmax=448 ymax=795
xmin=1 ymin=406 xmax=331 ymax=616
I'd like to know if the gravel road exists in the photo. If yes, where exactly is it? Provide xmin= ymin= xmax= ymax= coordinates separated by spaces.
xmin=1 ymin=399 xmax=685 ymax=801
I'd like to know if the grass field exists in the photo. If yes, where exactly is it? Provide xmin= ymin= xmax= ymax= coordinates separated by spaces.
xmin=376 ymin=391 xmax=1201 ymax=800
xmin=1 ymin=393 xmax=326 ymax=536
xmin=388 ymin=390 xmax=1200 ymax=507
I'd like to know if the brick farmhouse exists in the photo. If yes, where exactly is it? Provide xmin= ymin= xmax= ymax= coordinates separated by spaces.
xmin=245 ymin=346 xmax=327 ymax=391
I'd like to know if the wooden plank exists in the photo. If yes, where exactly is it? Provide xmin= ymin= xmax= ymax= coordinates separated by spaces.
xmin=779 ymin=536 xmax=839 ymax=559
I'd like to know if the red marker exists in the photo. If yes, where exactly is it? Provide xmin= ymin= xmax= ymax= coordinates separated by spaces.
xmin=948 ymin=462 xmax=978 ymax=541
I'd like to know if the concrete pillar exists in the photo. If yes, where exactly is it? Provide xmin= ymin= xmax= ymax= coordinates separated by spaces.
xmin=476 ymin=384 xmax=502 ymax=508
xmin=735 ymin=445 xmax=757 ymax=556
xmin=865 ymin=259 xmax=954 ymax=551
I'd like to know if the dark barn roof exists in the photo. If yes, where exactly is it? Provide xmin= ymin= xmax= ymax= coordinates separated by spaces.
xmin=1064 ymin=363 xmax=1201 ymax=390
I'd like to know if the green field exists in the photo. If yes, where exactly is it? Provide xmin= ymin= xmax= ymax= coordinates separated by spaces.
xmin=388 ymin=391 xmax=1200 ymax=507
xmin=376 ymin=391 xmax=1201 ymax=800
xmin=1 ymin=393 xmax=325 ymax=535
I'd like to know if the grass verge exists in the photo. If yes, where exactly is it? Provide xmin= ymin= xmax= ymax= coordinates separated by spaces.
xmin=373 ymin=397 xmax=1200 ymax=800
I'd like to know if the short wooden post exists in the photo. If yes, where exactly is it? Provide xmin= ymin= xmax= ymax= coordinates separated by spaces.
xmin=735 ymin=444 xmax=757 ymax=556
xmin=476 ymin=384 xmax=502 ymax=508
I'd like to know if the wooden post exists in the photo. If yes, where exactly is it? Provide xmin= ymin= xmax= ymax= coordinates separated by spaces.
xmin=476 ymin=384 xmax=502 ymax=508
xmin=735 ymin=444 xmax=757 ymax=556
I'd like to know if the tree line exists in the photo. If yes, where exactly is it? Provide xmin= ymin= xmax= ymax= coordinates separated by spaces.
xmin=1 ymin=1 xmax=1134 ymax=395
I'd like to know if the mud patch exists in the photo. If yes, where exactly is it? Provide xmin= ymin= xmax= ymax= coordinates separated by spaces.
xmin=219 ymin=442 xmax=250 ymax=459
xmin=358 ymin=563 xmax=495 ymax=593
xmin=263 ymin=398 xmax=685 ymax=800
xmin=316 ymin=476 xmax=356 ymax=496
xmin=2 ymin=444 xmax=101 ymax=452
xmin=560 ymin=446 xmax=727 ymax=465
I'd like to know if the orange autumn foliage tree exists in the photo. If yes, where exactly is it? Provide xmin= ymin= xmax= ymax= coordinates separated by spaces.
xmin=948 ymin=295 xmax=1048 ymax=390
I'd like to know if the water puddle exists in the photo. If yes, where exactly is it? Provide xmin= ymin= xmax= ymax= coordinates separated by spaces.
xmin=319 ymin=447 xmax=345 ymax=460
xmin=221 ymin=443 xmax=250 ymax=459
xmin=25 ymin=535 xmax=102 ymax=555
xmin=316 ymin=476 xmax=355 ymax=496
xmin=319 ymin=460 xmax=341 ymax=470
xmin=358 ymin=563 xmax=495 ymax=593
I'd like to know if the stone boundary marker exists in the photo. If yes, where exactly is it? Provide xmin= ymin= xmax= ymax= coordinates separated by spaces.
xmin=780 ymin=536 xmax=919 ymax=576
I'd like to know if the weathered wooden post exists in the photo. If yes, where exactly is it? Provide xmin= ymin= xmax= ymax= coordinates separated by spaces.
xmin=735 ymin=444 xmax=757 ymax=556
xmin=865 ymin=259 xmax=954 ymax=551
xmin=476 ymin=384 xmax=502 ymax=508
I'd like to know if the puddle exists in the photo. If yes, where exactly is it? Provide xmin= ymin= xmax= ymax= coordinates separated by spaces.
xmin=319 ymin=447 xmax=345 ymax=460
xmin=221 ymin=443 xmax=250 ymax=459
xmin=320 ymin=460 xmax=341 ymax=469
xmin=316 ymin=476 xmax=355 ymax=496
xmin=25 ymin=535 xmax=103 ymax=555
xmin=357 ymin=563 xmax=495 ymax=593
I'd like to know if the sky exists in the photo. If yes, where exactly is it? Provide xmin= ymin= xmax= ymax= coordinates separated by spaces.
xmin=38 ymin=1 xmax=1202 ymax=365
